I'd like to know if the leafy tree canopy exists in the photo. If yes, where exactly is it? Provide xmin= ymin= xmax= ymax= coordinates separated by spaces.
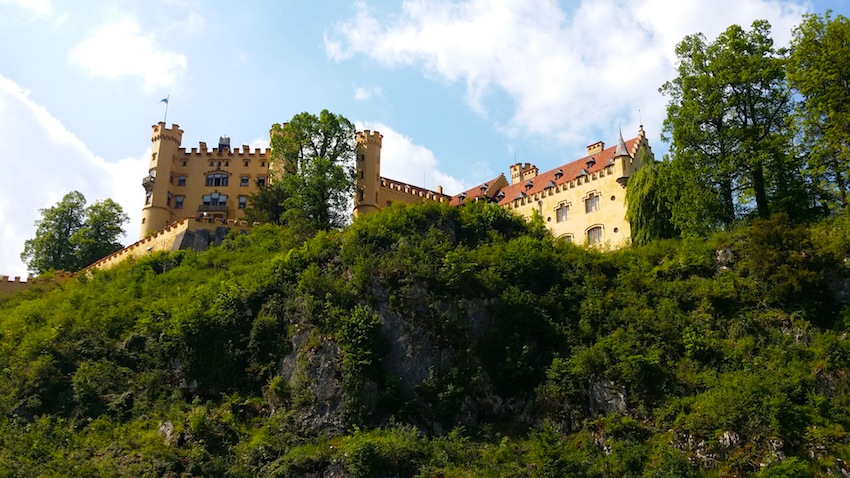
xmin=20 ymin=191 xmax=128 ymax=274
xmin=787 ymin=11 xmax=850 ymax=211
xmin=247 ymin=110 xmax=355 ymax=232
xmin=660 ymin=20 xmax=797 ymax=230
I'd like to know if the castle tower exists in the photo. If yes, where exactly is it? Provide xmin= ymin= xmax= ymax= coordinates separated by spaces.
xmin=140 ymin=122 xmax=184 ymax=238
xmin=354 ymin=130 xmax=382 ymax=217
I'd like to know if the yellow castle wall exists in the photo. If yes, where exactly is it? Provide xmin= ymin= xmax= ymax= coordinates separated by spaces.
xmin=140 ymin=123 xmax=272 ymax=238
xmin=504 ymin=167 xmax=631 ymax=247
xmin=0 ymin=271 xmax=74 ymax=296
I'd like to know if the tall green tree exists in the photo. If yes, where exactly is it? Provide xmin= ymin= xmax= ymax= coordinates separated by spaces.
xmin=625 ymin=147 xmax=679 ymax=245
xmin=247 ymin=110 xmax=355 ymax=231
xmin=660 ymin=20 xmax=795 ymax=228
xmin=787 ymin=11 xmax=850 ymax=212
xmin=21 ymin=191 xmax=128 ymax=274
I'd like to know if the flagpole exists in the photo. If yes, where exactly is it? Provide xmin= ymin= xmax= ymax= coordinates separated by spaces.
xmin=162 ymin=95 xmax=170 ymax=124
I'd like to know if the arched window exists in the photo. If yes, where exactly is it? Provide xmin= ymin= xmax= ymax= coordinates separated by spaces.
xmin=587 ymin=226 xmax=603 ymax=244
xmin=205 ymin=173 xmax=229 ymax=187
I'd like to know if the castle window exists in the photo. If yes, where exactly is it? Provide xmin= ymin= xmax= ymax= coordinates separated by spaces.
xmin=178 ymin=176 xmax=186 ymax=186
xmin=244 ymin=160 xmax=249 ymax=167
xmin=261 ymin=161 xmax=266 ymax=167
xmin=175 ymin=196 xmax=184 ymax=209
xmin=360 ymin=170 xmax=364 ymax=179
xmin=585 ymin=193 xmax=600 ymax=213
xmin=238 ymin=196 xmax=247 ymax=209
xmin=556 ymin=203 xmax=570 ymax=222
xmin=560 ymin=234 xmax=574 ymax=244
xmin=145 ymin=190 xmax=152 ymax=205
xmin=202 ymin=192 xmax=227 ymax=206
xmin=225 ymin=161 xmax=229 ymax=167
xmin=209 ymin=161 xmax=214 ymax=167
xmin=358 ymin=190 xmax=365 ymax=201
xmin=587 ymin=226 xmax=603 ymax=245
xmin=217 ymin=161 xmax=222 ymax=167
xmin=167 ymin=192 xmax=172 ymax=207
xmin=206 ymin=173 xmax=229 ymax=187
xmin=169 ymin=174 xmax=174 ymax=184
xmin=257 ymin=176 xmax=266 ymax=187
xmin=182 ymin=160 xmax=187 ymax=167
xmin=358 ymin=154 xmax=365 ymax=162
xmin=240 ymin=176 xmax=249 ymax=187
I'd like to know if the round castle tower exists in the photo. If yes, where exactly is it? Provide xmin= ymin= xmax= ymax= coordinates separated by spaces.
xmin=354 ymin=130 xmax=382 ymax=217
xmin=140 ymin=122 xmax=184 ymax=239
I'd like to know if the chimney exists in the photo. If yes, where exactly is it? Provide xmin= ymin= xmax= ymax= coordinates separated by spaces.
xmin=586 ymin=141 xmax=604 ymax=156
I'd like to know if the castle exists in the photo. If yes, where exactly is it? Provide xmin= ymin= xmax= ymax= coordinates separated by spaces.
xmin=1 ymin=121 xmax=650 ymax=295
xmin=141 ymin=121 xmax=650 ymax=247
xmin=354 ymin=126 xmax=651 ymax=246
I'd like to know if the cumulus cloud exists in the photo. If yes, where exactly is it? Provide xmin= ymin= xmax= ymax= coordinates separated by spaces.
xmin=0 ymin=74 xmax=146 ymax=276
xmin=328 ymin=0 xmax=807 ymax=147
xmin=70 ymin=19 xmax=187 ymax=91
xmin=356 ymin=121 xmax=468 ymax=195
xmin=354 ymin=85 xmax=382 ymax=101
xmin=0 ymin=0 xmax=51 ymax=16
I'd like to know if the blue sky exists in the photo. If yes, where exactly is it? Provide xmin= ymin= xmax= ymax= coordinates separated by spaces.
xmin=0 ymin=0 xmax=847 ymax=276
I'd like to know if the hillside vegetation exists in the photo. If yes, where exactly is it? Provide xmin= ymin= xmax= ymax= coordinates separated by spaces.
xmin=1 ymin=201 xmax=849 ymax=477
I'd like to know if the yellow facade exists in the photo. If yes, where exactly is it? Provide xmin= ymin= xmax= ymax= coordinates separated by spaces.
xmin=140 ymin=122 xmax=271 ymax=239
xmin=355 ymin=126 xmax=652 ymax=248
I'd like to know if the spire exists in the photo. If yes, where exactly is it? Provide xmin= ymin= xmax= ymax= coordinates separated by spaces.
xmin=614 ymin=128 xmax=629 ymax=158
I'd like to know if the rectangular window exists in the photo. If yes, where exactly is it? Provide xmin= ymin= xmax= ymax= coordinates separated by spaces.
xmin=257 ymin=176 xmax=266 ymax=187
xmin=238 ymin=196 xmax=247 ymax=209
xmin=241 ymin=176 xmax=249 ymax=187
xmin=178 ymin=176 xmax=186 ymax=186
xmin=175 ymin=196 xmax=184 ymax=209
xmin=145 ymin=190 xmax=152 ymax=205
xmin=167 ymin=192 xmax=172 ymax=207
xmin=585 ymin=193 xmax=600 ymax=213
xmin=556 ymin=203 xmax=570 ymax=222
xmin=205 ymin=173 xmax=229 ymax=187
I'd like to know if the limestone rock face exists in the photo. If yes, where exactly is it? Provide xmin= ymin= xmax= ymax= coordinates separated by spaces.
xmin=588 ymin=377 xmax=627 ymax=414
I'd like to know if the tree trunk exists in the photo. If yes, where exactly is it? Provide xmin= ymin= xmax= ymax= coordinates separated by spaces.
xmin=751 ymin=161 xmax=770 ymax=218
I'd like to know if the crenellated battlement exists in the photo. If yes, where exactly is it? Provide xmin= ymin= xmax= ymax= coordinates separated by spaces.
xmin=180 ymin=146 xmax=271 ymax=156
xmin=152 ymin=122 xmax=184 ymax=145
xmin=0 ymin=271 xmax=75 ymax=296
xmin=380 ymin=177 xmax=450 ymax=202
xmin=356 ymin=130 xmax=383 ymax=145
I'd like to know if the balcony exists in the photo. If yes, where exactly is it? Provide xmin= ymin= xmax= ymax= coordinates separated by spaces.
xmin=198 ymin=204 xmax=228 ymax=213
xmin=142 ymin=176 xmax=155 ymax=191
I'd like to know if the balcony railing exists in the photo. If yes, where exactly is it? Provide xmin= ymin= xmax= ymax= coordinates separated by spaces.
xmin=198 ymin=204 xmax=228 ymax=212
xmin=142 ymin=176 xmax=155 ymax=191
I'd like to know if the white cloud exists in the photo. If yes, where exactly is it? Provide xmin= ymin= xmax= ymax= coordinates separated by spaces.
xmin=354 ymin=85 xmax=382 ymax=101
xmin=70 ymin=19 xmax=187 ymax=92
xmin=0 ymin=0 xmax=51 ymax=16
xmin=356 ymin=121 xmax=468 ymax=195
xmin=0 ymin=74 xmax=146 ymax=276
xmin=329 ymin=0 xmax=807 ymax=147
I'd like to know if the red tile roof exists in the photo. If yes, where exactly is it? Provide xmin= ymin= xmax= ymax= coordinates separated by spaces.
xmin=495 ymin=137 xmax=639 ymax=207
xmin=449 ymin=173 xmax=507 ymax=207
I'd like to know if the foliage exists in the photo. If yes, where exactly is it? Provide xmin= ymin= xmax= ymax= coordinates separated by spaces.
xmin=20 ymin=191 xmax=128 ymax=274
xmin=625 ymin=147 xmax=679 ymax=245
xmin=787 ymin=11 xmax=850 ymax=212
xmin=247 ymin=110 xmax=355 ymax=232
xmin=660 ymin=20 xmax=798 ymax=230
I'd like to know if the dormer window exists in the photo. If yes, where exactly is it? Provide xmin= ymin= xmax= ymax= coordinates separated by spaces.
xmin=479 ymin=183 xmax=488 ymax=193
xmin=554 ymin=169 xmax=563 ymax=180
xmin=458 ymin=192 xmax=467 ymax=202
xmin=577 ymin=169 xmax=588 ymax=178
xmin=515 ymin=191 xmax=527 ymax=200
xmin=586 ymin=156 xmax=596 ymax=167
xmin=524 ymin=180 xmax=533 ymax=191
xmin=496 ymin=191 xmax=505 ymax=201
xmin=545 ymin=180 xmax=557 ymax=189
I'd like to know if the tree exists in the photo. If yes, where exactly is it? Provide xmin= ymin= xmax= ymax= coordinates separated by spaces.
xmin=787 ymin=11 xmax=850 ymax=212
xmin=247 ymin=110 xmax=355 ymax=231
xmin=21 ymin=191 xmax=128 ymax=274
xmin=660 ymin=20 xmax=796 ymax=229
xmin=625 ymin=146 xmax=679 ymax=245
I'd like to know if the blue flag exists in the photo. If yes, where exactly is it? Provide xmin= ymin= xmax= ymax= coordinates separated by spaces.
xmin=160 ymin=97 xmax=168 ymax=104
